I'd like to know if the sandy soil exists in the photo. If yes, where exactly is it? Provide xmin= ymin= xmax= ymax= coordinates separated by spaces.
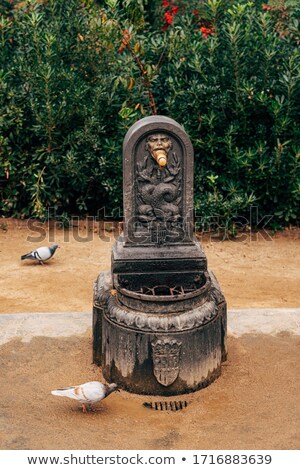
xmin=0 ymin=334 xmax=299 ymax=450
xmin=0 ymin=220 xmax=299 ymax=450
xmin=0 ymin=220 xmax=299 ymax=313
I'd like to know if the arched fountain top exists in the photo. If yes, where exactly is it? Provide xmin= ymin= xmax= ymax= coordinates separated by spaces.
xmin=122 ymin=115 xmax=194 ymax=246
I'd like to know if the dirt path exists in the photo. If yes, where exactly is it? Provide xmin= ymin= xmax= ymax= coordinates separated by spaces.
xmin=0 ymin=220 xmax=299 ymax=313
xmin=0 ymin=333 xmax=299 ymax=450
xmin=0 ymin=220 xmax=299 ymax=450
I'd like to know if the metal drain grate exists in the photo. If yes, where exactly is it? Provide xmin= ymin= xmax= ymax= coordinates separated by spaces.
xmin=143 ymin=401 xmax=188 ymax=411
xmin=140 ymin=285 xmax=195 ymax=296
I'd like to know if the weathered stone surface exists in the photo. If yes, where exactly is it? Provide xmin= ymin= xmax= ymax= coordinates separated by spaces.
xmin=122 ymin=116 xmax=194 ymax=246
xmin=93 ymin=115 xmax=227 ymax=395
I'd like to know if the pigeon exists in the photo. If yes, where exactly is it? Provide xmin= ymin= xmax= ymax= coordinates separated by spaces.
xmin=21 ymin=243 xmax=59 ymax=264
xmin=51 ymin=381 xmax=119 ymax=412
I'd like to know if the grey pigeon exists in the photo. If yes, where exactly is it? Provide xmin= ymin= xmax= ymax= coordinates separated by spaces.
xmin=51 ymin=381 xmax=118 ymax=412
xmin=21 ymin=243 xmax=59 ymax=264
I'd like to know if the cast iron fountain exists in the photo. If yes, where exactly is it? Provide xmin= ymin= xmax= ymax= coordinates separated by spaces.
xmin=93 ymin=116 xmax=227 ymax=395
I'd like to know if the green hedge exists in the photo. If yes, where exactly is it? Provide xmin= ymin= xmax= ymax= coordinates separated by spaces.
xmin=0 ymin=0 xmax=299 ymax=230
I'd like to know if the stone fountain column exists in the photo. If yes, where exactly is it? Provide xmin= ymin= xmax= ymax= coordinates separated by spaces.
xmin=93 ymin=116 xmax=227 ymax=395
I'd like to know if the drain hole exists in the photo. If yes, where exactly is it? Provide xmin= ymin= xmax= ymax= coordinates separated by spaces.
xmin=143 ymin=401 xmax=188 ymax=411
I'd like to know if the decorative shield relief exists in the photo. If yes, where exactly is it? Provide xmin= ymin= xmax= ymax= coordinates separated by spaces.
xmin=151 ymin=338 xmax=182 ymax=386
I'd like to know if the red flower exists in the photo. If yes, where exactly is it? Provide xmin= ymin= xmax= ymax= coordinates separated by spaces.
xmin=162 ymin=10 xmax=174 ymax=30
xmin=162 ymin=2 xmax=179 ymax=31
xmin=200 ymin=26 xmax=215 ymax=38
xmin=164 ymin=11 xmax=174 ymax=25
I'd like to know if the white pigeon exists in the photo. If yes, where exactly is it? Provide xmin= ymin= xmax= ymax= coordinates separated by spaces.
xmin=21 ymin=243 xmax=59 ymax=264
xmin=51 ymin=381 xmax=119 ymax=412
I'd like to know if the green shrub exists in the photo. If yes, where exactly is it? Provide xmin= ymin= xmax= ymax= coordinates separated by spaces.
xmin=0 ymin=0 xmax=299 ymax=229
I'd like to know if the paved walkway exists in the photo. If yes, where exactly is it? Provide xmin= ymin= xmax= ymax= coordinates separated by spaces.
xmin=0 ymin=309 xmax=299 ymax=345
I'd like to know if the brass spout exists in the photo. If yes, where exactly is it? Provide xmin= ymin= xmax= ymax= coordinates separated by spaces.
xmin=154 ymin=150 xmax=167 ymax=169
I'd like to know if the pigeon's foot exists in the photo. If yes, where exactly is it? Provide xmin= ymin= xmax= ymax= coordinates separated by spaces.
xmin=81 ymin=403 xmax=87 ymax=413
xmin=81 ymin=403 xmax=96 ymax=413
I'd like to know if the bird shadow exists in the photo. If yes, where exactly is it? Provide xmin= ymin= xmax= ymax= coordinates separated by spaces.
xmin=19 ymin=260 xmax=54 ymax=267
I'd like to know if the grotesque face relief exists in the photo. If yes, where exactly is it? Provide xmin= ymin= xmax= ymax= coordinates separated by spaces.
xmin=146 ymin=133 xmax=172 ymax=169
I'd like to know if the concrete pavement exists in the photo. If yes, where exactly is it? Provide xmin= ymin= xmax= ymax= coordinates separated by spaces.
xmin=0 ymin=309 xmax=299 ymax=345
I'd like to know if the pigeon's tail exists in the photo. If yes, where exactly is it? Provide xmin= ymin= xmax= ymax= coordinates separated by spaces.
xmin=21 ymin=253 xmax=33 ymax=260
xmin=51 ymin=387 xmax=75 ymax=397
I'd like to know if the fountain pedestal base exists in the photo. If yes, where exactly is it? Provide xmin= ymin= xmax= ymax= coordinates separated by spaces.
xmin=93 ymin=271 xmax=227 ymax=396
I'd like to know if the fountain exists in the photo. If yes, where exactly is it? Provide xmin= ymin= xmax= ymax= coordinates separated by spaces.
xmin=93 ymin=116 xmax=227 ymax=395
